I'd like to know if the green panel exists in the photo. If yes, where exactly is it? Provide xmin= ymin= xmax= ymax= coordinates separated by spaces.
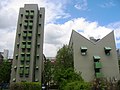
xmin=96 ymin=72 xmax=103 ymax=78
xmin=27 ymin=41 xmax=31 ymax=43
xmin=26 ymin=53 xmax=30 ymax=55
xmin=22 ymin=33 xmax=27 ymax=37
xmin=95 ymin=62 xmax=102 ymax=68
xmin=21 ymin=57 xmax=25 ymax=62
xmin=24 ymin=68 xmax=29 ymax=75
xmin=26 ymin=57 xmax=30 ymax=62
xmin=81 ymin=46 xmax=87 ymax=52
xmin=19 ymin=68 xmax=24 ymax=75
xmin=26 ymin=45 xmax=31 ymax=48
xmin=25 ymin=12 xmax=29 ymax=16
xmin=93 ymin=56 xmax=100 ymax=60
xmin=24 ymin=22 xmax=28 ymax=27
xmin=21 ymin=53 xmax=25 ymax=55
xmin=27 ymin=33 xmax=32 ymax=37
xmin=29 ymin=22 xmax=33 ymax=26
xmin=104 ymin=47 xmax=112 ymax=51
xmin=21 ymin=45 xmax=26 ymax=48
xmin=30 ymin=12 xmax=34 ymax=16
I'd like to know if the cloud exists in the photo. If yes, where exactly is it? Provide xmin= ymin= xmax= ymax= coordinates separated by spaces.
xmin=0 ymin=0 xmax=70 ymax=57
xmin=0 ymin=0 xmax=119 ymax=58
xmin=0 ymin=27 xmax=16 ymax=58
xmin=99 ymin=1 xmax=115 ymax=8
xmin=107 ymin=22 xmax=120 ymax=43
xmin=44 ymin=17 xmax=120 ymax=57
xmin=74 ymin=0 xmax=88 ymax=10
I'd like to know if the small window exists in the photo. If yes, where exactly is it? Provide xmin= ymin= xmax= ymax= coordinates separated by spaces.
xmin=36 ymin=66 xmax=39 ymax=70
xmin=21 ymin=14 xmax=23 ymax=17
xmin=25 ymin=10 xmax=29 ymax=18
xmin=21 ymin=56 xmax=25 ymax=62
xmin=93 ymin=56 xmax=100 ymax=62
xmin=19 ymin=65 xmax=24 ymax=76
xmin=29 ymin=20 xmax=33 ymax=29
xmin=104 ymin=47 xmax=112 ymax=56
xmin=40 ymin=14 xmax=42 ymax=18
xmin=35 ymin=78 xmax=39 ymax=82
xmin=12 ymin=78 xmax=16 ymax=82
xmin=30 ymin=10 xmax=34 ymax=18
xmin=25 ymin=66 xmax=29 ymax=77
xmin=24 ymin=20 xmax=28 ymax=29
xmin=14 ymin=66 xmax=17 ymax=69
xmin=39 ymin=23 xmax=41 ymax=26
xmin=80 ymin=46 xmax=87 ymax=56
xmin=26 ymin=55 xmax=30 ymax=62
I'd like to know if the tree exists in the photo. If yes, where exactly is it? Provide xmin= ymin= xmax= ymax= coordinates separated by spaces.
xmin=56 ymin=45 xmax=73 ymax=69
xmin=0 ymin=61 xmax=11 ymax=83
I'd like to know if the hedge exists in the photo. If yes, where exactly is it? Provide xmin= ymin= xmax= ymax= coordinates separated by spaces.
xmin=10 ymin=82 xmax=41 ymax=90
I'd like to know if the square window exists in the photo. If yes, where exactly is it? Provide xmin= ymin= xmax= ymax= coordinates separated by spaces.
xmin=81 ymin=46 xmax=87 ymax=56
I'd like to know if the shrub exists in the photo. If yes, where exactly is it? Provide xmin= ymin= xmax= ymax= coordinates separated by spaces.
xmin=10 ymin=82 xmax=41 ymax=90
xmin=63 ymin=81 xmax=91 ymax=90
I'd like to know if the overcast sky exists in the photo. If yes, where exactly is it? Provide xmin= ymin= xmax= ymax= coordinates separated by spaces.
xmin=0 ymin=0 xmax=120 ymax=58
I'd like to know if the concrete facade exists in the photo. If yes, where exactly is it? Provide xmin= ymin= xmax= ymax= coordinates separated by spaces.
xmin=69 ymin=30 xmax=120 ymax=82
xmin=10 ymin=4 xmax=45 ymax=83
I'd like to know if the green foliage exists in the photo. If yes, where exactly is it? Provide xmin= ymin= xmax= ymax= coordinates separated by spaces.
xmin=64 ymin=81 xmax=91 ymax=90
xmin=56 ymin=45 xmax=73 ymax=69
xmin=44 ymin=59 xmax=53 ymax=85
xmin=10 ymin=82 xmax=41 ymax=90
xmin=0 ymin=61 xmax=11 ymax=83
xmin=54 ymin=68 xmax=84 ymax=90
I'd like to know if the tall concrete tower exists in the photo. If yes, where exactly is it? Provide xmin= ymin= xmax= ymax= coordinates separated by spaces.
xmin=10 ymin=4 xmax=45 ymax=83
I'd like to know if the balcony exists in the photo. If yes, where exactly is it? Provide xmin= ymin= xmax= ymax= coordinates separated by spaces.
xmin=104 ymin=47 xmax=112 ymax=56
xmin=21 ymin=57 xmax=25 ymax=62
xmin=26 ymin=57 xmax=30 ymax=62
xmin=21 ymin=45 xmax=26 ymax=48
xmin=96 ymin=72 xmax=103 ymax=78
xmin=81 ymin=46 xmax=87 ymax=56
xmin=22 ymin=33 xmax=27 ymax=37
xmin=27 ymin=33 xmax=32 ymax=37
xmin=26 ymin=45 xmax=31 ymax=49
xmin=95 ymin=62 xmax=102 ymax=69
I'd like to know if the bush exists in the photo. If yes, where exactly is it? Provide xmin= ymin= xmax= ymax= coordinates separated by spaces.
xmin=63 ymin=81 xmax=91 ymax=90
xmin=10 ymin=82 xmax=41 ymax=90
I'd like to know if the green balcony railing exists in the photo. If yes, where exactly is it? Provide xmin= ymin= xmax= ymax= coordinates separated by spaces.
xmin=26 ymin=45 xmax=31 ymax=49
xmin=81 ymin=46 xmax=87 ymax=52
xmin=21 ymin=45 xmax=26 ymax=48
xmin=21 ymin=57 xmax=25 ymax=62
xmin=95 ymin=62 xmax=102 ymax=69
xmin=24 ymin=22 xmax=28 ymax=27
xmin=93 ymin=56 xmax=100 ymax=60
xmin=96 ymin=72 xmax=103 ymax=78
xmin=25 ymin=12 xmax=29 ymax=16
xmin=27 ymin=33 xmax=32 ymax=37
xmin=104 ymin=47 xmax=112 ymax=51
xmin=30 ymin=12 xmax=34 ymax=16
xmin=26 ymin=57 xmax=30 ymax=62
xmin=29 ymin=22 xmax=33 ymax=26
xmin=24 ymin=68 xmax=29 ymax=76
xmin=22 ymin=33 xmax=27 ymax=37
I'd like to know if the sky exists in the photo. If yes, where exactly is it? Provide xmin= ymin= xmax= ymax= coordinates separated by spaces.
xmin=0 ymin=0 xmax=120 ymax=58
